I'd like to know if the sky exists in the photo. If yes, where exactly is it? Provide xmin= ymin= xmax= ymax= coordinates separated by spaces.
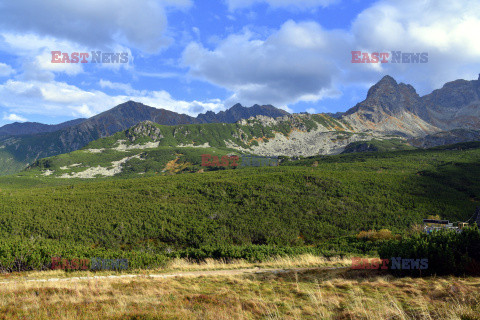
xmin=0 ymin=0 xmax=479 ymax=126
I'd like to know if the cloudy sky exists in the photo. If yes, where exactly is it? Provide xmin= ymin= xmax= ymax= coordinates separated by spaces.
xmin=0 ymin=0 xmax=479 ymax=126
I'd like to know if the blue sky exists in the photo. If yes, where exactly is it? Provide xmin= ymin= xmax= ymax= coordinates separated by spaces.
xmin=0 ymin=0 xmax=479 ymax=126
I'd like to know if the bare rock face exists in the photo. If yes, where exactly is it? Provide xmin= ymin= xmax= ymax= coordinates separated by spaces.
xmin=341 ymin=74 xmax=480 ymax=140
xmin=342 ymin=76 xmax=440 ymax=137
xmin=126 ymin=121 xmax=164 ymax=142
xmin=3 ymin=74 xmax=480 ymax=176
xmin=419 ymin=77 xmax=480 ymax=130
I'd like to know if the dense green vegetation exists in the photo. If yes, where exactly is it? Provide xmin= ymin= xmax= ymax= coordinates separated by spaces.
xmin=27 ymin=146 xmax=241 ymax=178
xmin=0 ymin=130 xmax=67 ymax=176
xmin=0 ymin=148 xmax=28 ymax=176
xmin=0 ymin=142 xmax=479 ymax=271
xmin=379 ymin=226 xmax=480 ymax=276
xmin=342 ymin=138 xmax=416 ymax=153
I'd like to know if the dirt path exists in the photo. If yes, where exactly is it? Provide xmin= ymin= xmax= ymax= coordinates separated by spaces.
xmin=0 ymin=266 xmax=348 ymax=285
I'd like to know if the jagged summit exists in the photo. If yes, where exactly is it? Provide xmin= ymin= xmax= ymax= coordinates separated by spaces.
xmin=344 ymin=75 xmax=437 ymax=136
xmin=0 ymin=101 xmax=292 ymax=175
xmin=343 ymin=72 xmax=480 ymax=136
xmin=347 ymin=75 xmax=421 ymax=116
xmin=196 ymin=103 xmax=288 ymax=123
xmin=365 ymin=75 xmax=397 ymax=99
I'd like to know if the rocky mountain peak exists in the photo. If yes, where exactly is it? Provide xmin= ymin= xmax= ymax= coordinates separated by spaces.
xmin=347 ymin=75 xmax=421 ymax=118
xmin=366 ymin=75 xmax=398 ymax=99
xmin=231 ymin=103 xmax=244 ymax=109
xmin=343 ymin=75 xmax=437 ymax=136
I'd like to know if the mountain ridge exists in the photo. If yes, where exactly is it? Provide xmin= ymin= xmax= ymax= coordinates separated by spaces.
xmin=2 ymin=73 xmax=480 ymax=176
xmin=0 ymin=102 xmax=290 ymax=175
xmin=0 ymin=118 xmax=86 ymax=137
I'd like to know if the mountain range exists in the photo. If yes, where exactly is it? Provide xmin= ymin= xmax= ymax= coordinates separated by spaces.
xmin=0 ymin=102 xmax=288 ymax=175
xmin=1 ymin=73 xmax=479 ymax=176
xmin=344 ymin=74 xmax=480 ymax=136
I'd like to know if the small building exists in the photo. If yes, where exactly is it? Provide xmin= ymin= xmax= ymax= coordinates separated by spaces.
xmin=422 ymin=219 xmax=460 ymax=234
xmin=423 ymin=207 xmax=480 ymax=234
xmin=474 ymin=207 xmax=480 ymax=226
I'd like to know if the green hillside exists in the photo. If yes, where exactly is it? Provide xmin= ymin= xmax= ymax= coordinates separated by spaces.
xmin=0 ymin=148 xmax=28 ymax=175
xmin=0 ymin=131 xmax=67 ymax=176
xmin=22 ymin=116 xmax=354 ymax=178
xmin=342 ymin=138 xmax=416 ymax=153
xmin=0 ymin=142 xmax=479 ymax=271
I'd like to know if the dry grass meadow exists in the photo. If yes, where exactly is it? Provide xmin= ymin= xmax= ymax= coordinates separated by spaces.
xmin=0 ymin=255 xmax=479 ymax=319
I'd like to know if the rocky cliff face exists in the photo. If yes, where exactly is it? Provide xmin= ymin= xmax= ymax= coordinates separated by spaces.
xmin=342 ymin=76 xmax=440 ymax=137
xmin=341 ymin=74 xmax=480 ymax=140
xmin=2 ymin=73 xmax=480 ymax=176
xmin=418 ymin=75 xmax=480 ymax=130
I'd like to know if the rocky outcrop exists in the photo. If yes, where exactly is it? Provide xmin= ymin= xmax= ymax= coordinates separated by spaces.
xmin=340 ymin=73 xmax=480 ymax=141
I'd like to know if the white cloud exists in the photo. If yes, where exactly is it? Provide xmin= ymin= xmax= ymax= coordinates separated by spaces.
xmin=135 ymin=71 xmax=181 ymax=79
xmin=225 ymin=0 xmax=338 ymax=11
xmin=350 ymin=0 xmax=480 ymax=91
xmin=183 ymin=21 xmax=347 ymax=107
xmin=183 ymin=0 xmax=480 ymax=107
xmin=0 ymin=33 xmax=134 ymax=80
xmin=3 ymin=113 xmax=27 ymax=122
xmin=1 ymin=33 xmax=87 ymax=80
xmin=0 ymin=63 xmax=14 ymax=77
xmin=0 ymin=0 xmax=192 ymax=54
xmin=98 ymin=80 xmax=143 ymax=96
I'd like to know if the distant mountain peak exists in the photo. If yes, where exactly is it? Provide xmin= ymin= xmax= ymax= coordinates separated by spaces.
xmin=354 ymin=75 xmax=420 ymax=115
xmin=196 ymin=103 xmax=289 ymax=123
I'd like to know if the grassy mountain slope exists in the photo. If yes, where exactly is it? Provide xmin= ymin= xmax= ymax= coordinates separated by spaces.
xmin=0 ymin=148 xmax=28 ymax=175
xmin=341 ymin=138 xmax=416 ymax=153
xmin=23 ymin=114 xmax=364 ymax=178
xmin=0 ymin=142 xmax=479 ymax=270
xmin=0 ymin=101 xmax=290 ymax=176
